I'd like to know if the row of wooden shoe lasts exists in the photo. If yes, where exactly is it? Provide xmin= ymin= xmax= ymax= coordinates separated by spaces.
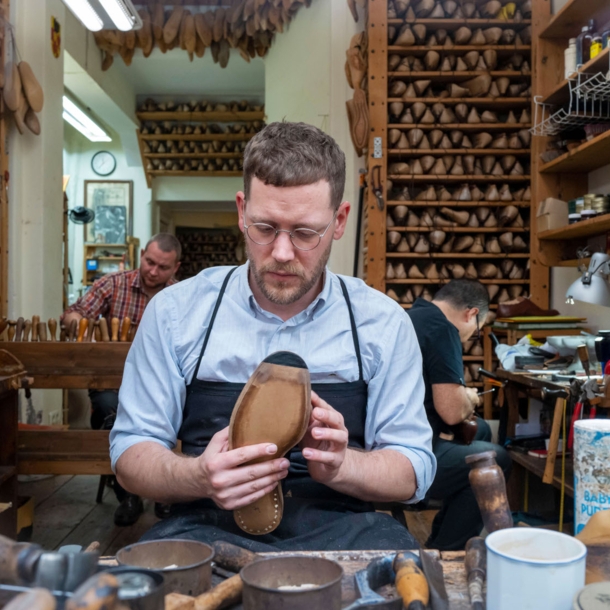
xmin=389 ymin=50 xmax=530 ymax=74
xmin=390 ymin=24 xmax=532 ymax=48
xmin=140 ymin=121 xmax=265 ymax=136
xmin=146 ymin=158 xmax=242 ymax=172
xmin=386 ymin=279 xmax=528 ymax=306
xmin=388 ymin=182 xmax=531 ymax=202
xmin=143 ymin=140 xmax=248 ymax=154
xmin=137 ymin=99 xmax=263 ymax=113
xmin=388 ymin=0 xmax=532 ymax=22
xmin=388 ymin=154 xmax=527 ymax=177
xmin=389 ymin=128 xmax=530 ymax=152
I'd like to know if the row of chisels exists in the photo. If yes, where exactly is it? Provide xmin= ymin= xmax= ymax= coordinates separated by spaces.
xmin=0 ymin=316 xmax=137 ymax=342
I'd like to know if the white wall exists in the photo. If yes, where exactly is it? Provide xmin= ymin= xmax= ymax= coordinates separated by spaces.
xmin=63 ymin=123 xmax=152 ymax=301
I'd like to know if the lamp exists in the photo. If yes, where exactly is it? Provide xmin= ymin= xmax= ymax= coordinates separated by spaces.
xmin=63 ymin=96 xmax=112 ymax=143
xmin=61 ymin=0 xmax=142 ymax=32
xmin=565 ymin=252 xmax=610 ymax=307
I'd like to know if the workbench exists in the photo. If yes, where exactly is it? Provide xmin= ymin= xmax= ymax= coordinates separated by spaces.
xmin=101 ymin=549 xmax=474 ymax=609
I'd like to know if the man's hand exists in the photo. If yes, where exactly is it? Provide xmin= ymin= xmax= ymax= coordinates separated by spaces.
xmin=301 ymin=392 xmax=349 ymax=485
xmin=197 ymin=427 xmax=290 ymax=510
xmin=465 ymin=387 xmax=481 ymax=409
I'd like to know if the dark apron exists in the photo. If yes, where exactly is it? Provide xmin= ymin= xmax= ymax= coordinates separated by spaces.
xmin=141 ymin=267 xmax=417 ymax=551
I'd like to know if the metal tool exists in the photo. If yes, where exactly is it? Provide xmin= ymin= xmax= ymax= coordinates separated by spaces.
xmin=66 ymin=572 xmax=120 ymax=610
xmin=465 ymin=537 xmax=486 ymax=610
xmin=394 ymin=552 xmax=430 ymax=610
xmin=344 ymin=555 xmax=403 ymax=610
xmin=420 ymin=551 xmax=448 ymax=610
xmin=101 ymin=567 xmax=164 ymax=610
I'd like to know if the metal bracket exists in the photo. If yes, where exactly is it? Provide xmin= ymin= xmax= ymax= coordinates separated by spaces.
xmin=373 ymin=137 xmax=383 ymax=159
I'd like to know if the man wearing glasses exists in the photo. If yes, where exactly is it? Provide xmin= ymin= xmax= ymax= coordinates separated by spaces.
xmin=407 ymin=280 xmax=511 ymax=550
xmin=110 ymin=122 xmax=435 ymax=551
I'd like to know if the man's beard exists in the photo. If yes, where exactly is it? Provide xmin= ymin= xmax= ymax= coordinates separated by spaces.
xmin=247 ymin=239 xmax=332 ymax=306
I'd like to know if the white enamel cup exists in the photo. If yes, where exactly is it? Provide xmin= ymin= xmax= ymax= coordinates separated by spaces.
xmin=486 ymin=528 xmax=587 ymax=610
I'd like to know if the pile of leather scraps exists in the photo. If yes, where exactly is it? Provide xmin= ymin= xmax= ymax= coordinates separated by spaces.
xmin=94 ymin=0 xmax=314 ymax=71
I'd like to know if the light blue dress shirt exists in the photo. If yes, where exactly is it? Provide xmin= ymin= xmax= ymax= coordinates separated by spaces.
xmin=110 ymin=263 xmax=436 ymax=503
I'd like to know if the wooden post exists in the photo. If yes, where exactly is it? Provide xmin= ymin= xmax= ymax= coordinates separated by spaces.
xmin=0 ymin=0 xmax=9 ymax=318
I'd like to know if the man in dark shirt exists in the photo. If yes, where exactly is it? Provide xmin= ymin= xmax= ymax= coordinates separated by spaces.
xmin=408 ymin=279 xmax=511 ymax=550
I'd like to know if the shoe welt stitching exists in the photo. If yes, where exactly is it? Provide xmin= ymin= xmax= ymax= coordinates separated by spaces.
xmin=235 ymin=489 xmax=280 ymax=534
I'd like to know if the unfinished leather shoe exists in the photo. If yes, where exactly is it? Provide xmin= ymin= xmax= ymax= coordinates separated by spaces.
xmin=229 ymin=351 xmax=311 ymax=535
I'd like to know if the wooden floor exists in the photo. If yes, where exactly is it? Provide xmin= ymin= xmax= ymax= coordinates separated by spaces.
xmin=18 ymin=474 xmax=437 ymax=553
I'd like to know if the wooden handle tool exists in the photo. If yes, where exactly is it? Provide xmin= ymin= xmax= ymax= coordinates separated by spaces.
xmin=37 ymin=322 xmax=47 ymax=342
xmin=7 ymin=320 xmax=16 ymax=342
xmin=85 ymin=318 xmax=96 ymax=342
xmin=465 ymin=537 xmax=486 ymax=610
xmin=3 ymin=588 xmax=56 ymax=610
xmin=394 ymin=552 xmax=430 ymax=610
xmin=542 ymin=388 xmax=569 ymax=484
xmin=48 ymin=318 xmax=57 ymax=342
xmin=193 ymin=573 xmax=243 ymax=610
xmin=65 ymin=572 xmax=119 ymax=610
xmin=68 ymin=319 xmax=78 ymax=342
xmin=77 ymin=318 xmax=89 ymax=343
xmin=120 ymin=317 xmax=131 ymax=342
xmin=0 ymin=534 xmax=41 ymax=582
xmin=14 ymin=317 xmax=24 ymax=342
xmin=23 ymin=320 xmax=32 ymax=341
xmin=31 ymin=315 xmax=40 ymax=341
xmin=59 ymin=326 xmax=66 ymax=342
xmin=577 ymin=344 xmax=590 ymax=378
xmin=111 ymin=317 xmax=119 ymax=342
xmin=99 ymin=318 xmax=110 ymax=342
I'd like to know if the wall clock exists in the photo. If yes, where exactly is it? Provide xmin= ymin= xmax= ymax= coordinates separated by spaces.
xmin=91 ymin=151 xmax=117 ymax=176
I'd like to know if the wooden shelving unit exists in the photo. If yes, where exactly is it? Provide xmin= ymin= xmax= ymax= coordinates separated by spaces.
xmin=83 ymin=243 xmax=136 ymax=287
xmin=365 ymin=0 xmax=532 ymax=404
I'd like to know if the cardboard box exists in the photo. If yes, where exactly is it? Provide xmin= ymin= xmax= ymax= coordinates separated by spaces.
xmin=537 ymin=197 xmax=569 ymax=232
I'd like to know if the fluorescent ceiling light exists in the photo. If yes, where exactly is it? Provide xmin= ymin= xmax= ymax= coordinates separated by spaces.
xmin=99 ymin=0 xmax=136 ymax=31
xmin=62 ymin=96 xmax=111 ymax=143
xmin=62 ymin=0 xmax=103 ymax=31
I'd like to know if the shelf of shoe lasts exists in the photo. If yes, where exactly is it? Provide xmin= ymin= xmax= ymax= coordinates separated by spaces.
xmin=148 ymin=170 xmax=243 ymax=178
xmin=136 ymin=111 xmax=265 ymax=122
xmin=390 ymin=97 xmax=531 ymax=107
xmin=541 ymin=47 xmax=610 ymax=106
xmin=386 ymin=252 xmax=531 ymax=257
xmin=386 ymin=200 xmax=531 ymax=206
xmin=386 ymin=279 xmax=529 ymax=284
xmin=144 ymin=152 xmax=242 ymax=159
xmin=387 ymin=226 xmax=529 ymax=231
xmin=388 ymin=45 xmax=532 ymax=54
xmin=388 ymin=174 xmax=531 ymax=181
xmin=388 ymin=18 xmax=532 ymax=28
xmin=389 ymin=71 xmax=530 ymax=81
xmin=540 ymin=0 xmax=610 ymax=39
xmin=388 ymin=149 xmax=531 ymax=155
xmin=139 ymin=132 xmax=256 ymax=142
xmin=388 ymin=123 xmax=531 ymax=129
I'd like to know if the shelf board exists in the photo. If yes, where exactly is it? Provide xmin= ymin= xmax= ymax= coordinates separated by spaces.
xmin=387 ymin=279 xmax=530 ymax=284
xmin=147 ymin=170 xmax=243 ymax=178
xmin=389 ymin=70 xmax=529 ymax=80
xmin=463 ymin=356 xmax=485 ymax=361
xmin=388 ymin=174 xmax=531 ymax=181
xmin=139 ymin=133 xmax=254 ymax=142
xmin=540 ymin=0 xmax=610 ymax=39
xmin=399 ymin=303 xmax=500 ymax=310
xmin=386 ymin=252 xmax=530 ymax=258
xmin=137 ymin=111 xmax=265 ymax=121
xmin=390 ymin=97 xmax=531 ymax=106
xmin=538 ymin=213 xmax=610 ymax=240
xmin=388 ymin=123 xmax=531 ymax=130
xmin=388 ymin=45 xmax=531 ymax=53
xmin=84 ymin=243 xmax=127 ymax=248
xmin=387 ymin=226 xmax=529 ymax=232
xmin=556 ymin=257 xmax=591 ymax=267
xmin=388 ymin=19 xmax=531 ymax=29
xmin=0 ymin=466 xmax=16 ymax=485
xmin=144 ymin=152 xmax=241 ymax=159
xmin=388 ymin=149 xmax=530 ymax=155
xmin=539 ymin=128 xmax=610 ymax=174
xmin=387 ymin=201 xmax=531 ymax=207
xmin=542 ymin=48 xmax=610 ymax=105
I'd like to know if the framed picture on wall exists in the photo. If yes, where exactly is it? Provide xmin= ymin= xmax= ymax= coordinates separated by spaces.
xmin=84 ymin=180 xmax=133 ymax=244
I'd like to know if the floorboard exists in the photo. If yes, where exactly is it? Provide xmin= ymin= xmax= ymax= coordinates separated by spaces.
xmin=18 ymin=474 xmax=73 ymax=508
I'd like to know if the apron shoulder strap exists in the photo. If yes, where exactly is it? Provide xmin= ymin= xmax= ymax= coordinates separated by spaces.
xmin=192 ymin=266 xmax=238 ymax=382
xmin=337 ymin=276 xmax=364 ymax=382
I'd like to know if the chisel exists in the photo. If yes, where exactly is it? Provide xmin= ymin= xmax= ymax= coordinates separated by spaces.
xmin=99 ymin=318 xmax=110 ymax=342
xmin=37 ymin=322 xmax=47 ymax=342
xmin=23 ymin=320 xmax=32 ymax=342
xmin=465 ymin=536 xmax=486 ymax=610
xmin=77 ymin=318 xmax=89 ymax=342
xmin=68 ymin=319 xmax=77 ymax=342
xmin=14 ymin=318 xmax=24 ymax=342
xmin=394 ymin=552 xmax=430 ymax=610
xmin=31 ymin=315 xmax=40 ymax=341
xmin=85 ymin=319 xmax=96 ymax=342
xmin=48 ymin=319 xmax=57 ymax=342
xmin=111 ymin=317 xmax=119 ymax=342
xmin=120 ymin=317 xmax=131 ymax=342
xmin=7 ymin=320 xmax=16 ymax=342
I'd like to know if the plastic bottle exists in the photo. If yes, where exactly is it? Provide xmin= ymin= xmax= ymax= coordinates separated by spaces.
xmin=565 ymin=38 xmax=577 ymax=78
xmin=591 ymin=35 xmax=603 ymax=59
xmin=576 ymin=21 xmax=595 ymax=66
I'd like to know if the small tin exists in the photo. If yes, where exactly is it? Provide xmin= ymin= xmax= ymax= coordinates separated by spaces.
xmin=581 ymin=210 xmax=597 ymax=221
xmin=573 ymin=582 xmax=610 ymax=609
xmin=574 ymin=197 xmax=585 ymax=214
xmin=569 ymin=213 xmax=581 ymax=224
xmin=592 ymin=195 xmax=609 ymax=214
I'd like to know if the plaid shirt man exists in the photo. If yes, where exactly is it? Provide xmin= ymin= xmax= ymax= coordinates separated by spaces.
xmin=63 ymin=269 xmax=177 ymax=325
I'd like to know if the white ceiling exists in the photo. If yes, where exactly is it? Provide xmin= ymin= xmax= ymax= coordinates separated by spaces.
xmin=113 ymin=47 xmax=266 ymax=103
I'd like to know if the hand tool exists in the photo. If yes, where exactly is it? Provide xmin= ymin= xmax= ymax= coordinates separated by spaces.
xmin=23 ymin=320 xmax=32 ymax=341
xmin=102 ymin=567 xmax=164 ymax=610
xmin=68 ymin=319 xmax=77 ymax=342
xmin=111 ymin=317 xmax=120 ymax=342
xmin=394 ymin=552 xmax=430 ymax=610
xmin=65 ymin=572 xmax=119 ymax=610
xmin=48 ymin=319 xmax=57 ymax=342
xmin=99 ymin=318 xmax=110 ymax=342
xmin=577 ymin=344 xmax=590 ymax=378
xmin=14 ymin=317 xmax=24 ymax=342
xmin=76 ymin=318 xmax=89 ymax=342
xmin=465 ymin=536 xmax=486 ymax=610
xmin=31 ymin=315 xmax=40 ymax=341
xmin=120 ymin=317 xmax=131 ymax=342
xmin=37 ymin=322 xmax=47 ymax=342
xmin=344 ymin=554 xmax=405 ymax=609
xmin=3 ymin=587 xmax=56 ymax=610
xmin=93 ymin=322 xmax=101 ymax=342
xmin=542 ymin=387 xmax=569 ymax=485
xmin=85 ymin=319 xmax=96 ymax=342
xmin=420 ymin=550 xmax=448 ymax=610
xmin=59 ymin=326 xmax=66 ymax=342
xmin=7 ymin=320 xmax=16 ymax=341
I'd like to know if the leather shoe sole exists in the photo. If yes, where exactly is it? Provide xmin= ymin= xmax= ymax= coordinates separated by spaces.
xmin=229 ymin=351 xmax=311 ymax=536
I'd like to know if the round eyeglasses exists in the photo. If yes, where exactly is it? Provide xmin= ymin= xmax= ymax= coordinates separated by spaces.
xmin=243 ymin=213 xmax=337 ymax=251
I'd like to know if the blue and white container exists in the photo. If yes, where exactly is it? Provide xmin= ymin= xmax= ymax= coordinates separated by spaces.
xmin=574 ymin=419 xmax=610 ymax=534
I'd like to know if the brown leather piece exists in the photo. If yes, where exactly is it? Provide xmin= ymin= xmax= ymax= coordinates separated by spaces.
xmin=229 ymin=352 xmax=311 ymax=535
xmin=497 ymin=297 xmax=559 ymax=318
